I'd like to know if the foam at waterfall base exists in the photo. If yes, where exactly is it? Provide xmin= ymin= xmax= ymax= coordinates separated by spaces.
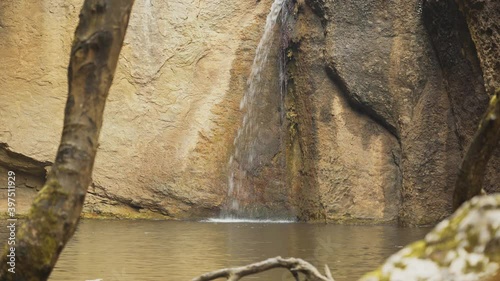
xmin=202 ymin=218 xmax=295 ymax=223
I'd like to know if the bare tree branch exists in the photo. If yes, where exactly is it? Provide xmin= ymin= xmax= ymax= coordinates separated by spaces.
xmin=192 ymin=256 xmax=334 ymax=281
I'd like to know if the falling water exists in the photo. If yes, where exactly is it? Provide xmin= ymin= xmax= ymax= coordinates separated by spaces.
xmin=222 ymin=0 xmax=286 ymax=219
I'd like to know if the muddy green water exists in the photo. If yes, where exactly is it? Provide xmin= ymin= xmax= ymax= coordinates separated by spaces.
xmin=7 ymin=220 xmax=430 ymax=280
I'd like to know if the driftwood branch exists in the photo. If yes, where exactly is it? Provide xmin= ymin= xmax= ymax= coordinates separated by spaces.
xmin=192 ymin=256 xmax=334 ymax=281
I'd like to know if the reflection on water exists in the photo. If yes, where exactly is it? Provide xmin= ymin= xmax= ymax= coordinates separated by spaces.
xmin=1 ymin=220 xmax=429 ymax=280
xmin=203 ymin=218 xmax=294 ymax=223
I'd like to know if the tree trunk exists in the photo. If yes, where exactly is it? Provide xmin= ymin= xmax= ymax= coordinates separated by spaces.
xmin=452 ymin=0 xmax=500 ymax=210
xmin=453 ymin=90 xmax=500 ymax=210
xmin=0 ymin=0 xmax=134 ymax=280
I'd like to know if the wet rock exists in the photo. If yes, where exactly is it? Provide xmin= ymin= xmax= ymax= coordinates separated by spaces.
xmin=285 ymin=3 xmax=401 ymax=223
xmin=0 ymin=0 xmax=497 ymax=224
xmin=288 ymin=0 xmax=499 ymax=225
xmin=0 ymin=0 xmax=282 ymax=219
xmin=361 ymin=194 xmax=500 ymax=280
xmin=0 ymin=143 xmax=50 ymax=215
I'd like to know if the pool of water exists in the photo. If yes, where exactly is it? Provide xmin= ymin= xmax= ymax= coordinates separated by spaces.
xmin=3 ymin=220 xmax=430 ymax=280
xmin=55 ymin=220 xmax=430 ymax=281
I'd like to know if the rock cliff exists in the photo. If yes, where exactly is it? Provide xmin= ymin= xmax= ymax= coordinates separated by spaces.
xmin=0 ymin=0 xmax=498 ymax=225
xmin=0 ymin=0 xmax=285 ymax=219
xmin=286 ymin=0 xmax=498 ymax=225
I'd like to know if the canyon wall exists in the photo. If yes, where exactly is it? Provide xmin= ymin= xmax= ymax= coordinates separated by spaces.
xmin=288 ymin=0 xmax=498 ymax=225
xmin=0 ymin=0 xmax=498 ymax=225
xmin=0 ymin=0 xmax=289 ymax=219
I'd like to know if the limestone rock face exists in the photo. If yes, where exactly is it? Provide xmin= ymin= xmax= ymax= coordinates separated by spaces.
xmin=285 ymin=4 xmax=401 ymax=223
xmin=0 ymin=0 xmax=498 ymax=225
xmin=0 ymin=0 xmax=283 ymax=218
xmin=288 ymin=0 xmax=499 ymax=225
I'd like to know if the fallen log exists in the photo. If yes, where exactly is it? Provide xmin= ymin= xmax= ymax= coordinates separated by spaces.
xmin=192 ymin=256 xmax=334 ymax=281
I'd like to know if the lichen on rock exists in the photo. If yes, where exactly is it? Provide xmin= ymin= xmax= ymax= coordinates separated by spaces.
xmin=360 ymin=194 xmax=500 ymax=281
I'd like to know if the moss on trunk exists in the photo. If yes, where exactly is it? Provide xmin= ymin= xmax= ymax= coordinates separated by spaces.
xmin=451 ymin=0 xmax=500 ymax=210
xmin=454 ymin=90 xmax=500 ymax=210
xmin=0 ymin=1 xmax=134 ymax=280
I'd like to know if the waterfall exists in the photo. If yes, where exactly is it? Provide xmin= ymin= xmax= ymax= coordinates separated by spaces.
xmin=222 ymin=0 xmax=286 ymax=219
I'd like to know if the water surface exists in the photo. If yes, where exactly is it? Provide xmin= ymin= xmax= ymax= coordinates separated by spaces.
xmin=39 ymin=220 xmax=429 ymax=281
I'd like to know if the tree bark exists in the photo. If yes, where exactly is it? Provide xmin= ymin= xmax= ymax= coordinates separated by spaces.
xmin=0 ymin=0 xmax=134 ymax=280
xmin=453 ymin=90 xmax=500 ymax=210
